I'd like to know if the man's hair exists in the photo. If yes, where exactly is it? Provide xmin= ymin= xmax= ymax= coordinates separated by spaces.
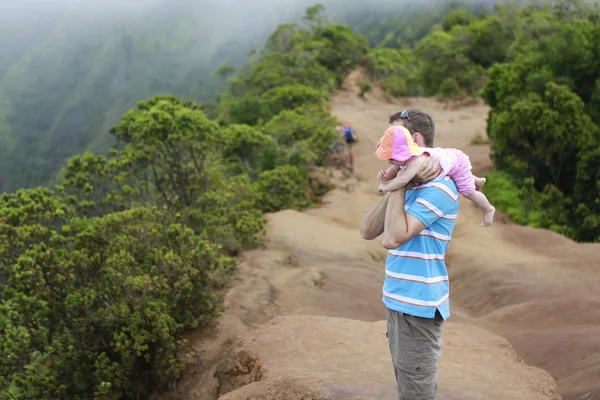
xmin=389 ymin=109 xmax=435 ymax=147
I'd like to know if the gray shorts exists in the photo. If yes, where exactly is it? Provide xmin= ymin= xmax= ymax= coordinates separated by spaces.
xmin=386 ymin=308 xmax=445 ymax=400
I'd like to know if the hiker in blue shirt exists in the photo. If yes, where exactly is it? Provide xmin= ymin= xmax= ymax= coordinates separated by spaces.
xmin=360 ymin=109 xmax=458 ymax=400
xmin=341 ymin=123 xmax=356 ymax=169
xmin=342 ymin=123 xmax=356 ymax=144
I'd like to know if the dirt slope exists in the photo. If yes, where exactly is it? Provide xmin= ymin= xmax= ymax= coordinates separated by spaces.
xmin=163 ymin=70 xmax=600 ymax=400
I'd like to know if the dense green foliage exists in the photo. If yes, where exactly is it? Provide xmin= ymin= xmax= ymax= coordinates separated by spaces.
xmin=0 ymin=6 xmax=367 ymax=399
xmin=360 ymin=1 xmax=513 ymax=99
xmin=480 ymin=1 xmax=600 ymax=242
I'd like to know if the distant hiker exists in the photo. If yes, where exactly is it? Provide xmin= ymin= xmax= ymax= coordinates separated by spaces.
xmin=341 ymin=123 xmax=356 ymax=170
xmin=360 ymin=109 xmax=457 ymax=400
xmin=375 ymin=124 xmax=495 ymax=226
xmin=342 ymin=123 xmax=356 ymax=144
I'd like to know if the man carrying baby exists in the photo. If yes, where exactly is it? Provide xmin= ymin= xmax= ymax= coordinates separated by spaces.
xmin=360 ymin=109 xmax=460 ymax=400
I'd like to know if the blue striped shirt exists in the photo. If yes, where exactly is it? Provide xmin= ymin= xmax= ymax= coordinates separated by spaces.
xmin=382 ymin=177 xmax=460 ymax=320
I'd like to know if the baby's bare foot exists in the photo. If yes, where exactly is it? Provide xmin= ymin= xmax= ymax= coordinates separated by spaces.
xmin=474 ymin=177 xmax=487 ymax=191
xmin=481 ymin=206 xmax=495 ymax=227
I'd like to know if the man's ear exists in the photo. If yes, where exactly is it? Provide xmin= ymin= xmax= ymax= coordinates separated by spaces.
xmin=412 ymin=132 xmax=425 ymax=147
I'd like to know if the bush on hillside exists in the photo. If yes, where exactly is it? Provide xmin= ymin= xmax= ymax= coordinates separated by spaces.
xmin=219 ymin=124 xmax=278 ymax=179
xmin=483 ymin=171 xmax=573 ymax=236
xmin=186 ymin=175 xmax=266 ymax=255
xmin=368 ymin=48 xmax=420 ymax=97
xmin=359 ymin=80 xmax=372 ymax=97
xmin=262 ymin=104 xmax=338 ymax=167
xmin=0 ymin=206 xmax=235 ymax=399
xmin=253 ymin=165 xmax=313 ymax=213
xmin=260 ymin=84 xmax=326 ymax=118
xmin=438 ymin=77 xmax=465 ymax=102
xmin=379 ymin=76 xmax=408 ymax=97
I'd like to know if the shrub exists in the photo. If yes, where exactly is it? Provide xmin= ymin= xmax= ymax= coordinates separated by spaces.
xmin=253 ymin=165 xmax=313 ymax=213
xmin=359 ymin=80 xmax=372 ymax=97
xmin=438 ymin=77 xmax=465 ymax=101
xmin=186 ymin=175 xmax=266 ymax=255
xmin=0 ymin=207 xmax=235 ymax=399
xmin=379 ymin=76 xmax=407 ymax=97
xmin=262 ymin=105 xmax=337 ymax=167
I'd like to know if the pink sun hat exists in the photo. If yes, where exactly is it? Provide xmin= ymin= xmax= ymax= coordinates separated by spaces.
xmin=375 ymin=125 xmax=423 ymax=162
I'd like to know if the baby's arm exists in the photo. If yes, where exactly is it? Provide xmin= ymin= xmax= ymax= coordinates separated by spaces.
xmin=377 ymin=164 xmax=400 ymax=181
xmin=378 ymin=156 xmax=426 ymax=192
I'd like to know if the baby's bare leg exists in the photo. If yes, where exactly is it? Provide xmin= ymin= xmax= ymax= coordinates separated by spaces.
xmin=473 ymin=175 xmax=486 ymax=191
xmin=463 ymin=190 xmax=495 ymax=227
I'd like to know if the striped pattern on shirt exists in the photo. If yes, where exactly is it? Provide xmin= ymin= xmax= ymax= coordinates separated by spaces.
xmin=382 ymin=177 xmax=460 ymax=320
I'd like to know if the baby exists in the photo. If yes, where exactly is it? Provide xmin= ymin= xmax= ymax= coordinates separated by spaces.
xmin=375 ymin=125 xmax=495 ymax=227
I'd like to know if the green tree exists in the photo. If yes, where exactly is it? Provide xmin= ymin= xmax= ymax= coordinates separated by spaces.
xmin=263 ymin=104 xmax=337 ymax=167
xmin=215 ymin=63 xmax=236 ymax=80
xmin=110 ymin=95 xmax=220 ymax=209
xmin=253 ymin=166 xmax=312 ymax=212
xmin=452 ymin=16 xmax=513 ymax=68
xmin=219 ymin=124 xmax=277 ymax=178
xmin=260 ymin=84 xmax=325 ymax=118
xmin=415 ymin=30 xmax=486 ymax=96
xmin=57 ymin=152 xmax=129 ymax=217
xmin=441 ymin=8 xmax=476 ymax=31
xmin=303 ymin=3 xmax=328 ymax=29
xmin=359 ymin=80 xmax=372 ymax=97
xmin=487 ymin=82 xmax=598 ymax=194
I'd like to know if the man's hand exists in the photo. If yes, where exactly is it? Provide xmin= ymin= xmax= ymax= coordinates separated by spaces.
xmin=413 ymin=157 xmax=440 ymax=183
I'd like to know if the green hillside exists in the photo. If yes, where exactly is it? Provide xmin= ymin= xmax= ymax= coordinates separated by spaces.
xmin=0 ymin=1 xmax=247 ymax=191
xmin=0 ymin=4 xmax=369 ymax=398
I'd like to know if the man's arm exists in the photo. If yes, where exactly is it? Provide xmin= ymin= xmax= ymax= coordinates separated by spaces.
xmin=360 ymin=192 xmax=390 ymax=240
xmin=384 ymin=182 xmax=459 ymax=249
xmin=381 ymin=188 xmax=426 ymax=249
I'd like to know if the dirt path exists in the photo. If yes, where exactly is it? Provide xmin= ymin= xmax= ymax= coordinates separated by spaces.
xmin=167 ymin=70 xmax=599 ymax=400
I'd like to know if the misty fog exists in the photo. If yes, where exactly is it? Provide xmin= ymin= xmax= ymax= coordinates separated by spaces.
xmin=0 ymin=0 xmax=495 ymax=76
